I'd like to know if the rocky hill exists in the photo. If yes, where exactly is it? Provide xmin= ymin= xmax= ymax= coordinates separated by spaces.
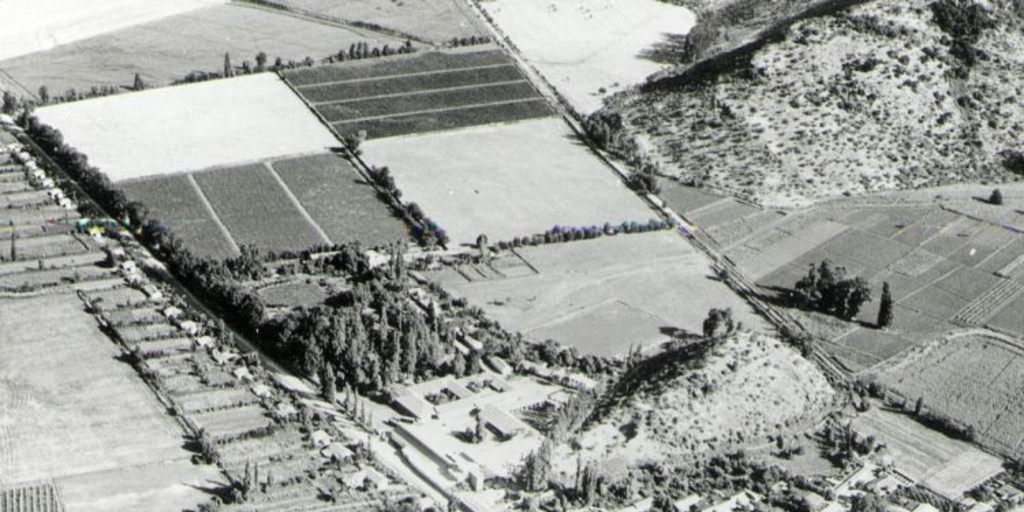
xmin=555 ymin=332 xmax=836 ymax=471
xmin=598 ymin=0 xmax=1024 ymax=207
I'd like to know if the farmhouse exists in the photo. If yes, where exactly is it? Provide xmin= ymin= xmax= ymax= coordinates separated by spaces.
xmin=343 ymin=468 xmax=388 ymax=491
xmin=478 ymin=404 xmax=527 ymax=440
xmin=320 ymin=442 xmax=355 ymax=463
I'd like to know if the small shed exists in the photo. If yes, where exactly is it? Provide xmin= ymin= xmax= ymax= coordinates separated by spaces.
xmin=163 ymin=306 xmax=184 ymax=320
xmin=233 ymin=367 xmax=253 ymax=381
xmin=177 ymin=320 xmax=200 ymax=336
xmin=251 ymin=383 xmax=272 ymax=398
xmin=311 ymin=429 xmax=332 ymax=448
xmin=194 ymin=335 xmax=216 ymax=349
xmin=391 ymin=388 xmax=434 ymax=420
xmin=320 ymin=442 xmax=355 ymax=462
xmin=478 ymin=404 xmax=527 ymax=440
xmin=485 ymin=356 xmax=513 ymax=377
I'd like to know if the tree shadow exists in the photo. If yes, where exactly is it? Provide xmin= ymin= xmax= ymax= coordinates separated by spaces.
xmin=972 ymin=195 xmax=998 ymax=205
xmin=638 ymin=32 xmax=692 ymax=66
xmin=659 ymin=326 xmax=699 ymax=341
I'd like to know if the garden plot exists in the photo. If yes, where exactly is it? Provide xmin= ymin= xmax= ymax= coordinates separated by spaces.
xmin=851 ymin=408 xmax=1005 ymax=500
xmin=193 ymin=405 xmax=272 ymax=441
xmin=431 ymin=231 xmax=768 ymax=356
xmin=272 ymin=153 xmax=408 ymax=247
xmin=360 ymin=117 xmax=651 ymax=245
xmin=481 ymin=0 xmax=695 ymax=113
xmin=0 ymin=205 xmax=76 ymax=227
xmin=0 ymin=0 xmax=225 ymax=62
xmin=0 ymin=3 xmax=398 ymax=96
xmin=193 ymin=163 xmax=328 ymax=253
xmin=35 ymin=73 xmax=338 ymax=181
xmin=0 ymin=233 xmax=89 ymax=261
xmin=0 ymin=264 xmax=113 ymax=291
xmin=0 ymin=294 xmax=221 ymax=511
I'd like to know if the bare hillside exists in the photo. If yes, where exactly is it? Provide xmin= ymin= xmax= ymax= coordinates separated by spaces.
xmin=600 ymin=0 xmax=1024 ymax=207
xmin=557 ymin=332 xmax=836 ymax=470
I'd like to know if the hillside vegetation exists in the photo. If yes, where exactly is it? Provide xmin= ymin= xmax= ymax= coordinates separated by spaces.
xmin=560 ymin=332 xmax=835 ymax=468
xmin=600 ymin=0 xmax=1024 ymax=207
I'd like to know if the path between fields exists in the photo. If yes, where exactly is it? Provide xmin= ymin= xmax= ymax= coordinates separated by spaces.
xmin=263 ymin=161 xmax=333 ymax=245
xmin=294 ymin=63 xmax=515 ymax=89
xmin=185 ymin=173 xmax=241 ymax=256
xmin=330 ymin=96 xmax=547 ymax=124
xmin=311 ymin=78 xmax=531 ymax=106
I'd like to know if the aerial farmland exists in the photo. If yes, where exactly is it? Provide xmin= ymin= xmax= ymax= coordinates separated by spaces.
xmin=34 ymin=73 xmax=338 ymax=180
xmin=4 ymin=0 xmax=1024 ymax=511
xmin=0 ymin=3 xmax=402 ymax=97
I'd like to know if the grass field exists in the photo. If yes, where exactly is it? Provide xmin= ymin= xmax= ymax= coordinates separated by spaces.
xmin=428 ymin=231 xmax=769 ymax=356
xmin=851 ymin=408 xmax=1005 ymax=500
xmin=271 ymin=153 xmax=408 ymax=247
xmin=266 ymin=0 xmax=487 ymax=43
xmin=193 ymin=162 xmax=327 ymax=253
xmin=0 ymin=0 xmax=224 ymax=62
xmin=0 ymin=293 xmax=222 ymax=510
xmin=119 ymin=173 xmax=238 ymax=259
xmin=285 ymin=49 xmax=554 ymax=139
xmin=874 ymin=332 xmax=1024 ymax=459
xmin=0 ymin=3 xmax=400 ymax=96
xmin=481 ymin=0 xmax=695 ymax=113
xmin=35 ymin=73 xmax=338 ymax=181
xmin=361 ymin=117 xmax=651 ymax=245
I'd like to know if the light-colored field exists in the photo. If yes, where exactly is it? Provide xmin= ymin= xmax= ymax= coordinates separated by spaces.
xmin=482 ymin=0 xmax=695 ymax=113
xmin=271 ymin=0 xmax=486 ymax=43
xmin=0 ymin=293 xmax=222 ymax=510
xmin=0 ymin=4 xmax=399 ymax=96
xmin=35 ymin=73 xmax=338 ymax=181
xmin=429 ymin=231 xmax=769 ymax=356
xmin=852 ymin=408 xmax=1005 ymax=500
xmin=361 ymin=117 xmax=652 ymax=245
xmin=0 ymin=0 xmax=225 ymax=62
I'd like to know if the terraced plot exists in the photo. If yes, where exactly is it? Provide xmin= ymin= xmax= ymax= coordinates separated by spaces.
xmin=193 ymin=163 xmax=327 ymax=253
xmin=272 ymin=154 xmax=408 ymax=247
xmin=122 ymin=152 xmax=407 ymax=258
xmin=285 ymin=49 xmax=554 ymax=139
xmin=119 ymin=174 xmax=238 ymax=259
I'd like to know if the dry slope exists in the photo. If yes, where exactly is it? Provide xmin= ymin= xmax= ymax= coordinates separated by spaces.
xmin=561 ymin=332 xmax=835 ymax=468
xmin=600 ymin=0 xmax=1024 ymax=207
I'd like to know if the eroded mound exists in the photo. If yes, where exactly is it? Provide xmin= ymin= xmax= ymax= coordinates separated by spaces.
xmin=563 ymin=332 xmax=835 ymax=467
